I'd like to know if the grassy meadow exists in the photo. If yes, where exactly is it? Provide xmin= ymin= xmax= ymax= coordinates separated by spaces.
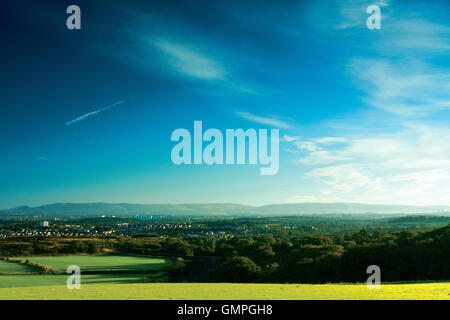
xmin=0 ymin=254 xmax=178 ymax=294
xmin=0 ymin=282 xmax=448 ymax=300
xmin=0 ymin=254 xmax=448 ymax=300
xmin=13 ymin=255 xmax=170 ymax=272
xmin=0 ymin=259 xmax=37 ymax=274
xmin=0 ymin=273 xmax=153 ymax=288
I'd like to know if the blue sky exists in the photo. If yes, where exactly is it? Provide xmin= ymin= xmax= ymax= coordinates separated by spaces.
xmin=1 ymin=0 xmax=449 ymax=208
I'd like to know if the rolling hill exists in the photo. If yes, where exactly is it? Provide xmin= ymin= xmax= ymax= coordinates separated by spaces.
xmin=1 ymin=202 xmax=449 ymax=218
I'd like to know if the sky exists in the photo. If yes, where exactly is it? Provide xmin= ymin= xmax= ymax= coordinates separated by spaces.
xmin=0 ymin=0 xmax=449 ymax=208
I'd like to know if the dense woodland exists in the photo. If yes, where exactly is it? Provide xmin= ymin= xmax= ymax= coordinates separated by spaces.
xmin=1 ymin=221 xmax=449 ymax=284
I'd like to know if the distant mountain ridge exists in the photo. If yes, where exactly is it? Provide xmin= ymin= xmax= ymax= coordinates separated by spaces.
xmin=1 ymin=202 xmax=450 ymax=217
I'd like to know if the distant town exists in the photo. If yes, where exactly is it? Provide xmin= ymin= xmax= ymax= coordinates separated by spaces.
xmin=1 ymin=214 xmax=450 ymax=240
xmin=0 ymin=220 xmax=236 ymax=238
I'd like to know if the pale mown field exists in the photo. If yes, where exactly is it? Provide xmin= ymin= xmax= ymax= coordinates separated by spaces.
xmin=0 ymin=282 xmax=448 ymax=300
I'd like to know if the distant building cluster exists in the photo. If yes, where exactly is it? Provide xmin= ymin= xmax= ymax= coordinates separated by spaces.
xmin=40 ymin=220 xmax=49 ymax=227
xmin=137 ymin=215 xmax=172 ymax=221
xmin=0 ymin=222 xmax=242 ymax=239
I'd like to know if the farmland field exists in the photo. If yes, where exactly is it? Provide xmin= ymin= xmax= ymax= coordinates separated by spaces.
xmin=0 ymin=259 xmax=37 ymax=274
xmin=0 ymin=282 xmax=448 ymax=300
xmin=0 ymin=273 xmax=152 ymax=288
xmin=0 ymin=254 xmax=179 ymax=292
xmin=1 ymin=254 xmax=448 ymax=300
xmin=14 ymin=255 xmax=170 ymax=272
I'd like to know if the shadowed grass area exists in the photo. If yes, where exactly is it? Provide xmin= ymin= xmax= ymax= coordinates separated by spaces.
xmin=0 ymin=259 xmax=38 ymax=274
xmin=14 ymin=255 xmax=170 ymax=272
xmin=0 ymin=273 xmax=153 ymax=288
xmin=0 ymin=255 xmax=178 ymax=290
xmin=0 ymin=282 xmax=448 ymax=300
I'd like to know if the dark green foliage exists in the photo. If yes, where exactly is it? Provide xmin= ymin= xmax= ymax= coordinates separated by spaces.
xmin=209 ymin=256 xmax=261 ymax=283
xmin=1 ymin=223 xmax=449 ymax=284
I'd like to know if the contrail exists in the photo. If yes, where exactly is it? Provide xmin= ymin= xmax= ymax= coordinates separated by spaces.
xmin=65 ymin=100 xmax=126 ymax=126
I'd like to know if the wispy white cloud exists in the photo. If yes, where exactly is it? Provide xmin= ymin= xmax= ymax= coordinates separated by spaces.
xmin=117 ymin=33 xmax=259 ymax=96
xmin=235 ymin=111 xmax=292 ymax=129
xmin=377 ymin=18 xmax=450 ymax=52
xmin=334 ymin=0 xmax=388 ymax=30
xmin=65 ymin=100 xmax=126 ymax=126
xmin=291 ymin=122 xmax=450 ymax=205
xmin=299 ymin=150 xmax=351 ymax=165
xmin=306 ymin=164 xmax=374 ymax=193
xmin=295 ymin=141 xmax=320 ymax=152
xmin=293 ymin=138 xmax=350 ymax=164
xmin=349 ymin=59 xmax=450 ymax=116
xmin=281 ymin=135 xmax=300 ymax=142
xmin=152 ymin=39 xmax=225 ymax=80
xmin=305 ymin=0 xmax=448 ymax=56
xmin=315 ymin=137 xmax=347 ymax=144
xmin=304 ymin=0 xmax=389 ymax=32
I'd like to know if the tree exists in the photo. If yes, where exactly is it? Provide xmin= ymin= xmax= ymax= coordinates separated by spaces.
xmin=210 ymin=256 xmax=261 ymax=283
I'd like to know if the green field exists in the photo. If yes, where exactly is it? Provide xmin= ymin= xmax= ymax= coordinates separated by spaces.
xmin=1 ymin=255 xmax=448 ymax=300
xmin=0 ymin=282 xmax=448 ymax=300
xmin=0 ymin=254 xmax=177 ymax=292
xmin=0 ymin=274 xmax=152 ymax=288
xmin=14 ymin=255 xmax=170 ymax=272
xmin=0 ymin=259 xmax=37 ymax=274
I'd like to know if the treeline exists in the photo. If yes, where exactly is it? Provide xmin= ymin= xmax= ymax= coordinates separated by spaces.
xmin=0 ymin=239 xmax=108 ymax=256
xmin=1 ymin=224 xmax=449 ymax=283
xmin=115 ymin=225 xmax=450 ymax=283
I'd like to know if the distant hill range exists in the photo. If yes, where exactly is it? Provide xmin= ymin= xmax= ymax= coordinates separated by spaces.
xmin=1 ymin=202 xmax=450 ymax=218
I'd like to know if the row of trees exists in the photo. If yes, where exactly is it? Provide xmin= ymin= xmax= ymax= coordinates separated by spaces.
xmin=0 ymin=239 xmax=105 ymax=256
xmin=205 ymin=226 xmax=450 ymax=283
xmin=1 ymin=224 xmax=449 ymax=283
